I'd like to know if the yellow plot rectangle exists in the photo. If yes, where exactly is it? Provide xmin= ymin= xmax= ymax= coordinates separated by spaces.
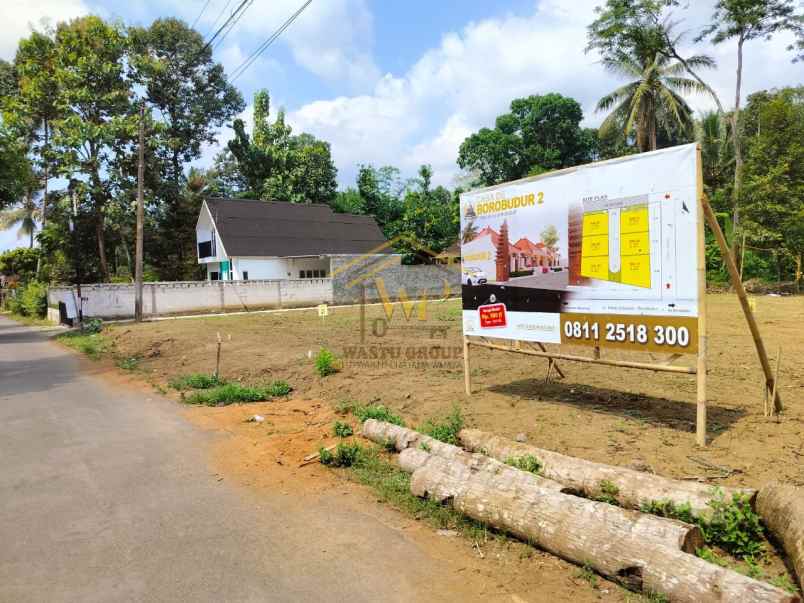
xmin=621 ymin=231 xmax=650 ymax=256
xmin=580 ymin=255 xmax=609 ymax=280
xmin=582 ymin=211 xmax=608 ymax=237
xmin=621 ymin=255 xmax=651 ymax=288
xmin=581 ymin=234 xmax=609 ymax=257
xmin=620 ymin=205 xmax=649 ymax=234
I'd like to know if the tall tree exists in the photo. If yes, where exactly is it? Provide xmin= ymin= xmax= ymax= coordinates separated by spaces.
xmin=696 ymin=0 xmax=804 ymax=258
xmin=128 ymin=18 xmax=244 ymax=280
xmin=458 ymin=93 xmax=596 ymax=186
xmin=595 ymin=43 xmax=712 ymax=151
xmin=0 ymin=193 xmax=40 ymax=248
xmin=51 ymin=16 xmax=135 ymax=282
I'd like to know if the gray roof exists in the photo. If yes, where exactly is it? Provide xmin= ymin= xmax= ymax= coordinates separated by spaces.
xmin=205 ymin=198 xmax=390 ymax=257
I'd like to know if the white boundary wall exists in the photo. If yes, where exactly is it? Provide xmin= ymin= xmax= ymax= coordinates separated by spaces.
xmin=47 ymin=279 xmax=333 ymax=320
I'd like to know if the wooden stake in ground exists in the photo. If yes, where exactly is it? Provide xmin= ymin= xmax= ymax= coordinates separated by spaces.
xmin=401 ymin=448 xmax=794 ymax=603
xmin=459 ymin=428 xmax=756 ymax=518
xmin=756 ymin=483 xmax=804 ymax=594
xmin=696 ymin=147 xmax=708 ymax=446
xmin=701 ymin=194 xmax=781 ymax=413
xmin=214 ymin=332 xmax=222 ymax=380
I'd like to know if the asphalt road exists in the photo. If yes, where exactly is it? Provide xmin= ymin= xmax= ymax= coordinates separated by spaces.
xmin=506 ymin=270 xmax=569 ymax=291
xmin=0 ymin=316 xmax=466 ymax=602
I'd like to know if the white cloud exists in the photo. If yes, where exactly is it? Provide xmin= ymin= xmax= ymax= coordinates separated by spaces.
xmin=286 ymin=0 xmax=802 ymax=188
xmin=0 ymin=0 xmax=88 ymax=59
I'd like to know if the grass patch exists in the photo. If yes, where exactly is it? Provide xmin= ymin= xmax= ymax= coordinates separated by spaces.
xmin=418 ymin=405 xmax=464 ymax=445
xmin=594 ymin=480 xmax=621 ymax=506
xmin=116 ymin=356 xmax=141 ymax=371
xmin=314 ymin=347 xmax=338 ymax=377
xmin=337 ymin=445 xmax=488 ymax=540
xmin=353 ymin=403 xmax=405 ymax=426
xmin=333 ymin=421 xmax=354 ymax=438
xmin=319 ymin=442 xmax=362 ymax=467
xmin=183 ymin=380 xmax=292 ymax=406
xmin=56 ymin=331 xmax=109 ymax=360
xmin=169 ymin=373 xmax=225 ymax=390
xmin=504 ymin=454 xmax=543 ymax=474
xmin=642 ymin=489 xmax=764 ymax=559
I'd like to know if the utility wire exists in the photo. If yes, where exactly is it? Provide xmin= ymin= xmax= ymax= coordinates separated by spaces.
xmin=230 ymin=0 xmax=313 ymax=82
xmin=191 ymin=0 xmax=213 ymax=29
xmin=206 ymin=0 xmax=233 ymax=38
xmin=201 ymin=0 xmax=251 ymax=54
xmin=212 ymin=0 xmax=253 ymax=51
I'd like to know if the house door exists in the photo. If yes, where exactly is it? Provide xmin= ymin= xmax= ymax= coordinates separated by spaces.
xmin=220 ymin=260 xmax=230 ymax=280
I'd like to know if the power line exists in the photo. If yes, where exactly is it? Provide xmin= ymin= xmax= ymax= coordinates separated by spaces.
xmin=201 ymin=0 xmax=251 ymax=54
xmin=212 ymin=0 xmax=253 ymax=51
xmin=230 ymin=0 xmax=313 ymax=82
xmin=191 ymin=0 xmax=213 ymax=29
xmin=206 ymin=0 xmax=233 ymax=37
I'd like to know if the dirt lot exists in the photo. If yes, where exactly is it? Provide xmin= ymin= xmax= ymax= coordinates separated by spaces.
xmin=98 ymin=292 xmax=803 ymax=600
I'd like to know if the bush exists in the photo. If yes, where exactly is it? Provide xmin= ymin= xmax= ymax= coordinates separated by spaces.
xmin=314 ymin=347 xmax=338 ymax=377
xmin=169 ymin=373 xmax=224 ymax=390
xmin=419 ymin=405 xmax=464 ymax=445
xmin=319 ymin=442 xmax=362 ymax=467
xmin=8 ymin=280 xmax=48 ymax=318
xmin=81 ymin=318 xmax=103 ymax=334
xmin=354 ymin=404 xmax=405 ymax=426
xmin=333 ymin=421 xmax=354 ymax=438
xmin=266 ymin=380 xmax=292 ymax=397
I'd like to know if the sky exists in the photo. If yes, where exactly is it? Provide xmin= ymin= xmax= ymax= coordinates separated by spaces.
xmin=1 ymin=0 xmax=802 ymax=253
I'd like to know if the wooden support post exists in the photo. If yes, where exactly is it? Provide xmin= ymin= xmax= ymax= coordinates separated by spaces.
xmin=463 ymin=336 xmax=472 ymax=395
xmin=535 ymin=342 xmax=565 ymax=378
xmin=134 ymin=103 xmax=145 ymax=322
xmin=696 ymin=146 xmax=708 ymax=447
xmin=701 ymin=194 xmax=781 ymax=413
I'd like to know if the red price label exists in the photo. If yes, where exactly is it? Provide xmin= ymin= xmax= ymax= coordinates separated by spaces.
xmin=478 ymin=303 xmax=507 ymax=328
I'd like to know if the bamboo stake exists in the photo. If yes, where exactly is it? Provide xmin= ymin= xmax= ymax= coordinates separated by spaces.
xmin=701 ymin=195 xmax=781 ymax=413
xmin=463 ymin=336 xmax=472 ymax=395
xmin=769 ymin=346 xmax=781 ymax=418
xmin=214 ymin=331 xmax=222 ymax=380
xmin=535 ymin=342 xmax=565 ymax=378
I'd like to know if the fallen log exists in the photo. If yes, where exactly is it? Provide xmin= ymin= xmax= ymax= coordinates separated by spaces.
xmin=757 ymin=483 xmax=804 ymax=592
xmin=362 ymin=419 xmax=567 ymax=493
xmin=459 ymin=428 xmax=756 ymax=517
xmin=405 ymin=449 xmax=797 ymax=603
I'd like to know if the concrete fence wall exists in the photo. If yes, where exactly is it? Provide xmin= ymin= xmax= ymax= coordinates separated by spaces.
xmin=329 ymin=254 xmax=461 ymax=305
xmin=47 ymin=278 xmax=333 ymax=320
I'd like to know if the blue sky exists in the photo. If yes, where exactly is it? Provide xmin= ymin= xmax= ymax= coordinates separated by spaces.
xmin=1 ymin=0 xmax=801 ymax=253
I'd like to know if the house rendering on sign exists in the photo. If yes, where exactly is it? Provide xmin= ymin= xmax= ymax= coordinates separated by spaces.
xmin=461 ymin=224 xmax=560 ymax=282
xmin=196 ymin=198 xmax=390 ymax=281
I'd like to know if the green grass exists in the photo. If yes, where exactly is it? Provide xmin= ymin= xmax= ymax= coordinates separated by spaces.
xmin=594 ymin=480 xmax=621 ymax=506
xmin=504 ymin=454 xmax=543 ymax=474
xmin=116 ymin=356 xmax=141 ymax=371
xmin=418 ymin=405 xmax=464 ymax=445
xmin=354 ymin=403 xmax=405 ymax=426
xmin=319 ymin=442 xmax=362 ymax=467
xmin=56 ymin=331 xmax=109 ymax=360
xmin=314 ymin=347 xmax=338 ymax=377
xmin=169 ymin=373 xmax=225 ymax=390
xmin=182 ymin=380 xmax=293 ymax=406
xmin=333 ymin=421 xmax=354 ymax=438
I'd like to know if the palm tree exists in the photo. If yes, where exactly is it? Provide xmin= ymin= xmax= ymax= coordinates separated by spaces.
xmin=0 ymin=192 xmax=40 ymax=248
xmin=596 ymin=45 xmax=714 ymax=152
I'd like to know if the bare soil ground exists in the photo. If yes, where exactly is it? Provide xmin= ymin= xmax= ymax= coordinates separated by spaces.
xmin=98 ymin=293 xmax=803 ymax=600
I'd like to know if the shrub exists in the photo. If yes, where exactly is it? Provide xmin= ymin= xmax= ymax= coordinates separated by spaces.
xmin=505 ymin=454 xmax=543 ymax=474
xmin=594 ymin=480 xmax=620 ymax=506
xmin=419 ymin=405 xmax=464 ymax=445
xmin=333 ymin=421 xmax=354 ymax=438
xmin=354 ymin=404 xmax=405 ymax=426
xmin=319 ymin=442 xmax=362 ymax=467
xmin=169 ymin=373 xmax=224 ymax=390
xmin=314 ymin=347 xmax=338 ymax=377
xmin=8 ymin=281 xmax=48 ymax=318
xmin=81 ymin=318 xmax=103 ymax=334
xmin=266 ymin=380 xmax=292 ymax=397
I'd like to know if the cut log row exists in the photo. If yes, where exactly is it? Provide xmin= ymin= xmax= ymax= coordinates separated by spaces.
xmin=459 ymin=428 xmax=756 ymax=517
xmin=401 ymin=448 xmax=703 ymax=554
xmin=361 ymin=419 xmax=567 ymax=493
xmin=757 ymin=483 xmax=804 ymax=592
xmin=405 ymin=449 xmax=798 ymax=603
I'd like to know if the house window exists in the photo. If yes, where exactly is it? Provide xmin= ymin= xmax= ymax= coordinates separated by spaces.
xmin=243 ymin=271 xmax=249 ymax=281
xmin=210 ymin=271 xmax=219 ymax=281
xmin=305 ymin=270 xmax=313 ymax=279
xmin=321 ymin=269 xmax=327 ymax=277
xmin=299 ymin=270 xmax=304 ymax=278
xmin=198 ymin=241 xmax=213 ymax=258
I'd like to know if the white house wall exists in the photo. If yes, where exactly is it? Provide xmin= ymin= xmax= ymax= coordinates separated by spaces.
xmin=232 ymin=258 xmax=289 ymax=280
xmin=461 ymin=235 xmax=497 ymax=278
xmin=196 ymin=202 xmax=227 ymax=264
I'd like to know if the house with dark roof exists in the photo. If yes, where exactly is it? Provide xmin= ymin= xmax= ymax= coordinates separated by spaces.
xmin=196 ymin=198 xmax=391 ymax=281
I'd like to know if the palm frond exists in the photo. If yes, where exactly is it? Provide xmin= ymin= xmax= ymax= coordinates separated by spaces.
xmin=663 ymin=76 xmax=710 ymax=96
xmin=0 ymin=208 xmax=27 ymax=229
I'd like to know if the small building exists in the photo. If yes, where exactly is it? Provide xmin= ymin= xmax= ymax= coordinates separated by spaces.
xmin=196 ymin=198 xmax=390 ymax=281
xmin=461 ymin=225 xmax=560 ymax=281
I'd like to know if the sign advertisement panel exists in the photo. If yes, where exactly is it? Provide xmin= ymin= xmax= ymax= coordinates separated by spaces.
xmin=460 ymin=143 xmax=700 ymax=354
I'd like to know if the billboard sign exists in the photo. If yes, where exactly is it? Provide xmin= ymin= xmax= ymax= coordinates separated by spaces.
xmin=460 ymin=143 xmax=700 ymax=354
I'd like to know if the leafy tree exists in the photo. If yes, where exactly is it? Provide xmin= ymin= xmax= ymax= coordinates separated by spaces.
xmin=540 ymin=225 xmax=559 ymax=253
xmin=0 ymin=193 xmax=40 ymax=248
xmin=0 ymin=128 xmax=31 ymax=210
xmin=0 ymin=247 xmax=40 ymax=281
xmin=205 ymin=149 xmax=249 ymax=197
xmin=128 ymin=18 xmax=244 ymax=280
xmin=739 ymin=87 xmax=803 ymax=287
xmin=331 ymin=188 xmax=365 ymax=214
xmin=356 ymin=164 xmax=404 ymax=228
xmin=458 ymin=93 xmax=596 ymax=186
xmin=696 ymin=0 xmax=804 ymax=258
xmin=50 ymin=16 xmax=135 ymax=282
xmin=595 ymin=38 xmax=712 ymax=151
xmin=0 ymin=59 xmax=15 ymax=99
xmin=228 ymin=90 xmax=337 ymax=204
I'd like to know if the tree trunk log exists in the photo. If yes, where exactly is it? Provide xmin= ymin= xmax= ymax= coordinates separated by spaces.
xmin=459 ymin=429 xmax=756 ymax=518
xmin=362 ymin=419 xmax=567 ymax=493
xmin=756 ymin=483 xmax=804 ymax=593
xmin=406 ymin=449 xmax=797 ymax=603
